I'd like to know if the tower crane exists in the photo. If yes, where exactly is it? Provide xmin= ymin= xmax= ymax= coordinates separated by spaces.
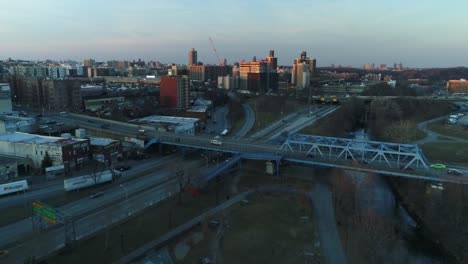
xmin=209 ymin=37 xmax=225 ymax=77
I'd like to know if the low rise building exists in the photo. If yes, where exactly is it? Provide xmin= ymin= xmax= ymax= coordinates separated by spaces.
xmin=0 ymin=155 xmax=18 ymax=182
xmin=0 ymin=132 xmax=90 ymax=171
xmin=132 ymin=115 xmax=200 ymax=135
xmin=90 ymin=137 xmax=122 ymax=166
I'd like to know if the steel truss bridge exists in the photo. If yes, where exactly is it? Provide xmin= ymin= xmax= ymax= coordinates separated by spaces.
xmin=147 ymin=133 xmax=468 ymax=184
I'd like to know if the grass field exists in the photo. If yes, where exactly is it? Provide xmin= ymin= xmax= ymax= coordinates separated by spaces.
xmin=179 ymin=193 xmax=320 ymax=264
xmin=421 ymin=143 xmax=468 ymax=165
xmin=428 ymin=121 xmax=468 ymax=140
xmin=46 ymin=180 xmax=231 ymax=264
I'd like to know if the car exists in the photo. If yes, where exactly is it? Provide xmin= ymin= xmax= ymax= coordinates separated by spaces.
xmin=101 ymin=124 xmax=110 ymax=129
xmin=116 ymin=165 xmax=131 ymax=171
xmin=89 ymin=191 xmax=104 ymax=199
xmin=430 ymin=182 xmax=444 ymax=191
xmin=447 ymin=168 xmax=464 ymax=176
xmin=431 ymin=163 xmax=446 ymax=169
xmin=0 ymin=250 xmax=9 ymax=258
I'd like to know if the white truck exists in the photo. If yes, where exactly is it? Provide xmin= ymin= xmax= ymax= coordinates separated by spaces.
xmin=210 ymin=136 xmax=223 ymax=146
xmin=64 ymin=170 xmax=113 ymax=191
xmin=0 ymin=180 xmax=29 ymax=196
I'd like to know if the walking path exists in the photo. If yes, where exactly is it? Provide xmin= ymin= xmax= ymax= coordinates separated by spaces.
xmin=309 ymin=183 xmax=347 ymax=264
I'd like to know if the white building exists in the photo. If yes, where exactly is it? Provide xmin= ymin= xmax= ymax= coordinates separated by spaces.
xmin=0 ymin=132 xmax=90 ymax=170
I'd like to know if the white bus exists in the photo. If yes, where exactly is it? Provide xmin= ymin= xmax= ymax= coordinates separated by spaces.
xmin=0 ymin=180 xmax=29 ymax=196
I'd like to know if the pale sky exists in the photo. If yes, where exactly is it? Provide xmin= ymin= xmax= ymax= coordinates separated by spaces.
xmin=1 ymin=0 xmax=467 ymax=67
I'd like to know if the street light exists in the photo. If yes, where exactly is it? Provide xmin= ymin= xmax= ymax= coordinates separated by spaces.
xmin=119 ymin=184 xmax=128 ymax=202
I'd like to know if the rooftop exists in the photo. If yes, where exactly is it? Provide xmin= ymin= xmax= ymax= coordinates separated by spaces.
xmin=133 ymin=115 xmax=199 ymax=126
xmin=0 ymin=132 xmax=87 ymax=146
xmin=90 ymin=137 xmax=119 ymax=147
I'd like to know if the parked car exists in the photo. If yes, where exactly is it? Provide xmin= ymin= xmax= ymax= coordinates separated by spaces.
xmin=430 ymin=163 xmax=446 ymax=169
xmin=447 ymin=168 xmax=464 ymax=176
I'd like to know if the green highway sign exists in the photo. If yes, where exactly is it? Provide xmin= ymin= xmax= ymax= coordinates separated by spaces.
xmin=32 ymin=201 xmax=57 ymax=224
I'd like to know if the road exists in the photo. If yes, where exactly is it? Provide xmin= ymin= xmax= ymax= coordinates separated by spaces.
xmin=2 ymin=156 xmax=235 ymax=264
xmin=248 ymin=105 xmax=337 ymax=142
xmin=265 ymin=106 xmax=338 ymax=141
xmin=0 ymin=156 xmax=201 ymax=249
xmin=415 ymin=102 xmax=468 ymax=145
xmin=0 ymin=154 xmax=181 ymax=210
xmin=233 ymin=104 xmax=255 ymax=138
xmin=205 ymin=106 xmax=229 ymax=135
xmin=309 ymin=183 xmax=347 ymax=264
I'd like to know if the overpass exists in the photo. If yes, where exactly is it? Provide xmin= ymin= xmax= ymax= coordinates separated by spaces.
xmin=146 ymin=132 xmax=468 ymax=184
xmin=47 ymin=113 xmax=467 ymax=184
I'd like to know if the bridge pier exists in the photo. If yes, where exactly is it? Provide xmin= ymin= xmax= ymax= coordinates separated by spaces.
xmin=276 ymin=161 xmax=280 ymax=177
xmin=158 ymin=143 xmax=163 ymax=154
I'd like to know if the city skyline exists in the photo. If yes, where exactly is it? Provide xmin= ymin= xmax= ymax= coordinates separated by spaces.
xmin=1 ymin=0 xmax=468 ymax=67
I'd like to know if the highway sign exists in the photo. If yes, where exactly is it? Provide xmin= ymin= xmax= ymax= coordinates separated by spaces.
xmin=32 ymin=201 xmax=57 ymax=224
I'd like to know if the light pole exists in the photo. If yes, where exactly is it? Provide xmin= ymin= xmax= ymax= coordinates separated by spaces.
xmin=119 ymin=184 xmax=128 ymax=202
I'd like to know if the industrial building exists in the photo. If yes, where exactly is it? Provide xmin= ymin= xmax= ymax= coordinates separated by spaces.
xmin=0 ymin=132 xmax=90 ymax=171
xmin=0 ymin=114 xmax=36 ymax=133
xmin=0 ymin=155 xmax=18 ymax=182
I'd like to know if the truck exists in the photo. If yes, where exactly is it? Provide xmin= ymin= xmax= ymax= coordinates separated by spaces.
xmin=63 ymin=171 xmax=113 ymax=192
xmin=0 ymin=180 xmax=29 ymax=196
xmin=210 ymin=136 xmax=223 ymax=146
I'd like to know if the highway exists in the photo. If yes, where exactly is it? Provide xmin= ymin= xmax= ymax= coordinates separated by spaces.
xmin=2 ymin=155 xmax=233 ymax=264
xmin=264 ymin=106 xmax=338 ymax=141
xmin=0 ymin=154 xmax=182 ymax=210
xmin=0 ymin=155 xmax=202 ymax=248
xmin=248 ymin=105 xmax=337 ymax=141
xmin=233 ymin=104 xmax=255 ymax=138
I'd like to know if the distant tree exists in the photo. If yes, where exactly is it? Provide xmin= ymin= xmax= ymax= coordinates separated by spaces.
xmin=41 ymin=152 xmax=53 ymax=170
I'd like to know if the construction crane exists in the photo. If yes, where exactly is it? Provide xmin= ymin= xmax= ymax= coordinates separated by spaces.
xmin=209 ymin=37 xmax=225 ymax=77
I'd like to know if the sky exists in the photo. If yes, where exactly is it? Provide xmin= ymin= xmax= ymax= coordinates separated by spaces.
xmin=1 ymin=0 xmax=467 ymax=67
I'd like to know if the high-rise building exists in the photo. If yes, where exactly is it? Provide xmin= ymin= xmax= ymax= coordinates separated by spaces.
xmin=291 ymin=51 xmax=316 ymax=89
xmin=160 ymin=74 xmax=189 ymax=109
xmin=237 ymin=51 xmax=278 ymax=93
xmin=266 ymin=50 xmax=278 ymax=92
xmin=9 ymin=76 xmax=82 ymax=112
xmin=189 ymin=48 xmax=198 ymax=65
xmin=118 ymin=60 xmax=129 ymax=69
xmin=83 ymin=59 xmax=95 ymax=67
xmin=48 ymin=66 xmax=68 ymax=79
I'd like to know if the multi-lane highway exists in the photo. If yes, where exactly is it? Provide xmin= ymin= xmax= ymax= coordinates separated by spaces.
xmin=0 ymin=154 xmax=181 ymax=210
xmin=2 ymin=154 xmax=236 ymax=264
xmin=0 ymin=155 xmax=202 ymax=248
